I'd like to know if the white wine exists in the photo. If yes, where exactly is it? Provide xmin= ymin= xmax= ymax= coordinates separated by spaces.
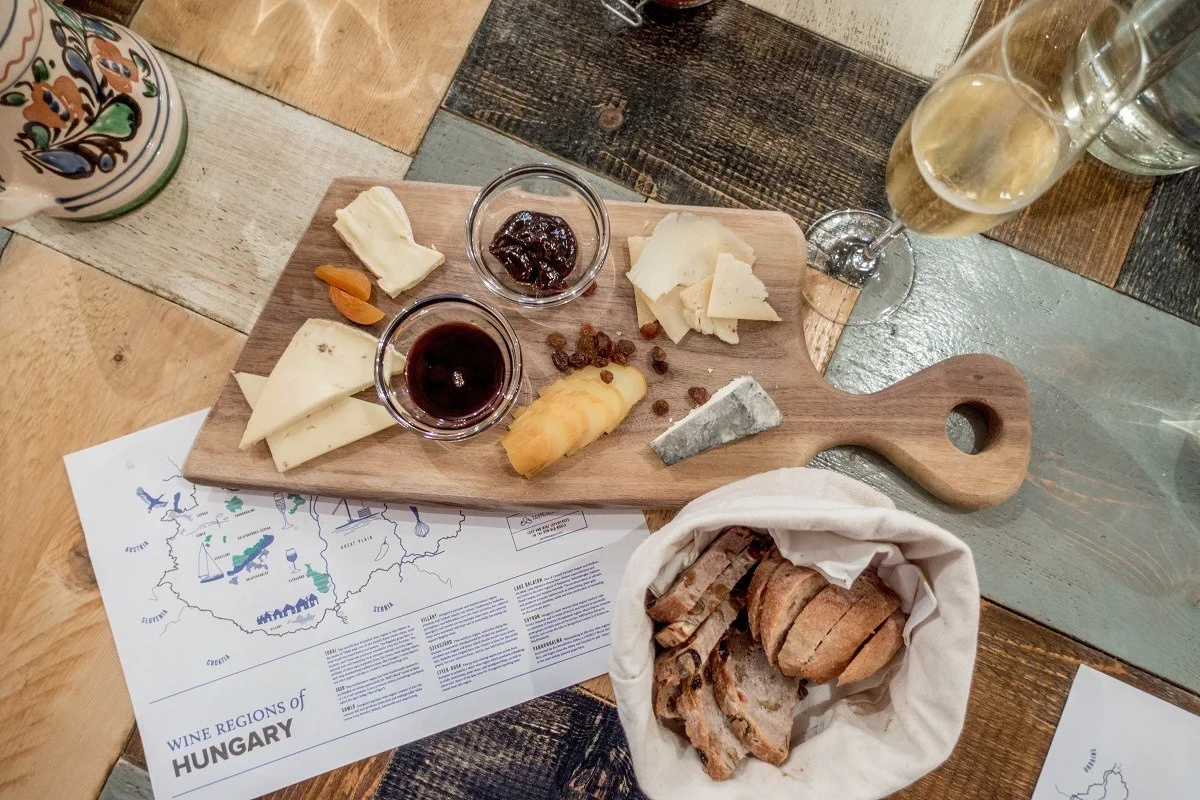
xmin=886 ymin=74 xmax=1065 ymax=237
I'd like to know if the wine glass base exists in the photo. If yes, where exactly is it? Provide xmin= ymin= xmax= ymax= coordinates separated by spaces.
xmin=803 ymin=209 xmax=915 ymax=326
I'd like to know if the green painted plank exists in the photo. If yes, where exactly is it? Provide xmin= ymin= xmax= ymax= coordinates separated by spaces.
xmin=408 ymin=111 xmax=645 ymax=202
xmin=814 ymin=233 xmax=1200 ymax=692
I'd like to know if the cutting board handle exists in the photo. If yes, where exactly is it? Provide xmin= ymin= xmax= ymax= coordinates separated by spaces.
xmin=836 ymin=354 xmax=1032 ymax=509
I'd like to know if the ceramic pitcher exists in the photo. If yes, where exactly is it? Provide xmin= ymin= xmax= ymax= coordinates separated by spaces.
xmin=0 ymin=0 xmax=186 ymax=224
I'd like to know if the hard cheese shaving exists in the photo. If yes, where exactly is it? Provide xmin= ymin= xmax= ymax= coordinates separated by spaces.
xmin=333 ymin=186 xmax=444 ymax=297
xmin=235 ymin=373 xmax=396 ymax=472
xmin=626 ymin=213 xmax=754 ymax=302
xmin=707 ymin=253 xmax=780 ymax=321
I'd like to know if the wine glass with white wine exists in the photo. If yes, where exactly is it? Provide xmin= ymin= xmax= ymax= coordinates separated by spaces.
xmin=803 ymin=0 xmax=1148 ymax=325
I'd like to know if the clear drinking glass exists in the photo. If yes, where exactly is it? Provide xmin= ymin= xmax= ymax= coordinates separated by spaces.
xmin=803 ymin=0 xmax=1148 ymax=325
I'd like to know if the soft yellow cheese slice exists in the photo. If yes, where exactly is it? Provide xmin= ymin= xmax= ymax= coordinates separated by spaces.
xmin=679 ymin=276 xmax=739 ymax=344
xmin=333 ymin=186 xmax=444 ymax=297
xmin=626 ymin=212 xmax=754 ymax=302
xmin=707 ymin=253 xmax=780 ymax=322
xmin=628 ymin=236 xmax=656 ymax=327
xmin=238 ymin=319 xmax=402 ymax=450
xmin=235 ymin=373 xmax=396 ymax=472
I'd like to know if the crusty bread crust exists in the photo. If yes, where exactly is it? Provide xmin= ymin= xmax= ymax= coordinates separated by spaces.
xmin=711 ymin=629 xmax=799 ymax=765
xmin=647 ymin=527 xmax=755 ymax=623
xmin=800 ymin=577 xmax=900 ymax=683
xmin=838 ymin=609 xmax=906 ymax=686
xmin=758 ymin=564 xmax=828 ymax=667
xmin=745 ymin=546 xmax=784 ymax=642
xmin=777 ymin=574 xmax=876 ymax=677
xmin=656 ymin=540 xmax=768 ymax=648
xmin=652 ymin=595 xmax=744 ymax=719
xmin=679 ymin=666 xmax=748 ymax=780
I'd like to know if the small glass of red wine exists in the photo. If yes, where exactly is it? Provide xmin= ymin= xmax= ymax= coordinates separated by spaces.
xmin=374 ymin=294 xmax=523 ymax=441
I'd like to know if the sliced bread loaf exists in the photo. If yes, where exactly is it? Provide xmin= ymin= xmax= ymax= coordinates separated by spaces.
xmin=776 ymin=573 xmax=876 ymax=678
xmin=647 ymin=526 xmax=756 ymax=623
xmin=656 ymin=539 xmax=769 ymax=648
xmin=758 ymin=564 xmax=828 ymax=667
xmin=796 ymin=576 xmax=901 ymax=683
xmin=652 ymin=595 xmax=745 ymax=719
xmin=678 ymin=663 xmax=748 ymax=780
xmin=710 ymin=628 xmax=800 ymax=765
xmin=745 ymin=546 xmax=784 ymax=642
xmin=838 ymin=609 xmax=906 ymax=685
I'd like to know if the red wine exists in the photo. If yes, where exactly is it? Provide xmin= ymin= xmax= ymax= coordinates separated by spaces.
xmin=406 ymin=323 xmax=505 ymax=420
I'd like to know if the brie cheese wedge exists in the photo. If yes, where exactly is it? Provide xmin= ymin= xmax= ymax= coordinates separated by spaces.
xmin=679 ymin=275 xmax=738 ymax=344
xmin=627 ymin=213 xmax=754 ymax=302
xmin=333 ymin=186 xmax=444 ymax=297
xmin=238 ymin=319 xmax=402 ymax=450
xmin=236 ymin=373 xmax=396 ymax=472
xmin=707 ymin=253 xmax=780 ymax=322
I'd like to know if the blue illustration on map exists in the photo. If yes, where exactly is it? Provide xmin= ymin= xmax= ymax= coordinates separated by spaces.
xmin=141 ymin=459 xmax=464 ymax=637
xmin=1058 ymin=765 xmax=1129 ymax=800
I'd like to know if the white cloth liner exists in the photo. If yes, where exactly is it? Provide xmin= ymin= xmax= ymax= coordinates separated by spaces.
xmin=610 ymin=468 xmax=979 ymax=800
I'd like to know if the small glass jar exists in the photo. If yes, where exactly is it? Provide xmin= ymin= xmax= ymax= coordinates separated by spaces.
xmin=374 ymin=294 xmax=522 ymax=441
xmin=465 ymin=163 xmax=609 ymax=309
xmin=603 ymin=0 xmax=714 ymax=27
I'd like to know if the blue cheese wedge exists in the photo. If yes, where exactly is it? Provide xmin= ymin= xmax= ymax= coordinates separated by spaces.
xmin=235 ymin=373 xmax=396 ymax=472
xmin=333 ymin=186 xmax=444 ymax=297
xmin=650 ymin=376 xmax=782 ymax=465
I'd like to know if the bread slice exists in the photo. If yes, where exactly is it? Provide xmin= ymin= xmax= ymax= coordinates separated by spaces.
xmin=647 ymin=526 xmax=756 ymax=623
xmin=655 ymin=539 xmax=769 ymax=648
xmin=711 ymin=629 xmax=800 ymax=765
xmin=678 ymin=664 xmax=748 ymax=780
xmin=652 ymin=595 xmax=744 ymax=719
xmin=758 ymin=564 xmax=828 ymax=667
xmin=797 ymin=577 xmax=901 ymax=683
xmin=776 ymin=573 xmax=877 ymax=677
xmin=745 ymin=546 xmax=784 ymax=642
xmin=838 ymin=610 xmax=906 ymax=686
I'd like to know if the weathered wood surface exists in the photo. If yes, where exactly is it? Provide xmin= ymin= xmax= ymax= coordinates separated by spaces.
xmin=131 ymin=0 xmax=490 ymax=155
xmin=965 ymin=0 xmax=1158 ymax=287
xmin=445 ymin=0 xmax=927 ymax=224
xmin=818 ymin=232 xmax=1200 ymax=692
xmin=1117 ymin=169 xmax=1200 ymax=325
xmin=66 ymin=0 xmax=144 ymax=24
xmin=742 ymin=0 xmax=980 ymax=79
xmin=13 ymin=56 xmax=412 ymax=334
xmin=0 ymin=236 xmax=244 ymax=800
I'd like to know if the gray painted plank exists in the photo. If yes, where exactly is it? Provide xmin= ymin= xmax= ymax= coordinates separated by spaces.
xmin=813 ymin=232 xmax=1200 ymax=692
xmin=408 ymin=111 xmax=645 ymax=202
xmin=98 ymin=759 xmax=154 ymax=800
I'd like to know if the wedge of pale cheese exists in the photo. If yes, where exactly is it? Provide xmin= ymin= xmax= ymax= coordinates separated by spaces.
xmin=238 ymin=319 xmax=402 ymax=450
xmin=333 ymin=186 xmax=444 ymax=297
xmin=627 ymin=213 xmax=754 ymax=302
xmin=636 ymin=284 xmax=691 ymax=344
xmin=679 ymin=275 xmax=738 ymax=344
xmin=236 ymin=373 xmax=396 ymax=472
xmin=708 ymin=253 xmax=780 ymax=322
xmin=628 ymin=236 xmax=656 ymax=327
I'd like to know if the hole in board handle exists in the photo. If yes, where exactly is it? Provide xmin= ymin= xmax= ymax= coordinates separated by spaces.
xmin=946 ymin=402 xmax=994 ymax=455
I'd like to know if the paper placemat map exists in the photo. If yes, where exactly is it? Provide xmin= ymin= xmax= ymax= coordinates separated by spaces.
xmin=66 ymin=411 xmax=648 ymax=800
xmin=1032 ymin=665 xmax=1200 ymax=800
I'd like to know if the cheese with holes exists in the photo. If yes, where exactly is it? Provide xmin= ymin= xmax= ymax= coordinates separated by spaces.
xmin=238 ymin=319 xmax=402 ymax=450
xmin=236 ymin=373 xmax=396 ymax=472
xmin=679 ymin=275 xmax=738 ymax=344
xmin=627 ymin=213 xmax=754 ymax=302
xmin=334 ymin=186 xmax=444 ymax=297
xmin=707 ymin=253 xmax=780 ymax=321
xmin=650 ymin=376 xmax=782 ymax=465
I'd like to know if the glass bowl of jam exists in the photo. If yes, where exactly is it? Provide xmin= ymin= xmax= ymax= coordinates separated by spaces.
xmin=466 ymin=163 xmax=610 ymax=308
xmin=374 ymin=294 xmax=523 ymax=441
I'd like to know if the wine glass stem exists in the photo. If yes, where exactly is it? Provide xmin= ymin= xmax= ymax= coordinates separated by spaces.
xmin=863 ymin=218 xmax=907 ymax=263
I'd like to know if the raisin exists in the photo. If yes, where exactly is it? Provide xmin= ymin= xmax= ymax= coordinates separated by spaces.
xmin=616 ymin=339 xmax=636 ymax=355
xmin=652 ymin=360 xmax=669 ymax=375
xmin=600 ymin=369 xmax=614 ymax=384
xmin=688 ymin=386 xmax=710 ymax=405
xmin=547 ymin=332 xmax=567 ymax=349
xmin=593 ymin=355 xmax=610 ymax=368
xmin=577 ymin=331 xmax=597 ymax=355
xmin=551 ymin=349 xmax=570 ymax=372
xmin=582 ymin=282 xmax=597 ymax=297
xmin=649 ymin=346 xmax=667 ymax=362
xmin=580 ymin=322 xmax=596 ymax=338
xmin=595 ymin=331 xmax=612 ymax=357
xmin=611 ymin=350 xmax=629 ymax=366
xmin=568 ymin=351 xmax=589 ymax=368
xmin=652 ymin=399 xmax=670 ymax=416
xmin=639 ymin=321 xmax=662 ymax=340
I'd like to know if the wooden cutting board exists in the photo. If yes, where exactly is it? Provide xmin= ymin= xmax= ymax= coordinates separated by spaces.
xmin=183 ymin=178 xmax=1032 ymax=510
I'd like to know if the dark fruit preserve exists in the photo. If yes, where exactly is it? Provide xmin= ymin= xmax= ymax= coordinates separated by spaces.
xmin=406 ymin=323 xmax=505 ymax=420
xmin=488 ymin=210 xmax=577 ymax=291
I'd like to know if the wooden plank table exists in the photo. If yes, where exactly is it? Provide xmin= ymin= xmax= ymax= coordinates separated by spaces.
xmin=0 ymin=0 xmax=1196 ymax=798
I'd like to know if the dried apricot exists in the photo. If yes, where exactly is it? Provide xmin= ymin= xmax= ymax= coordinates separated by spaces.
xmin=329 ymin=286 xmax=385 ymax=325
xmin=315 ymin=265 xmax=372 ymax=301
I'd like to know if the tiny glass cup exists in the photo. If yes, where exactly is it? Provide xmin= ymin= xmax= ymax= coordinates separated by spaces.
xmin=466 ymin=163 xmax=609 ymax=309
xmin=374 ymin=294 xmax=522 ymax=441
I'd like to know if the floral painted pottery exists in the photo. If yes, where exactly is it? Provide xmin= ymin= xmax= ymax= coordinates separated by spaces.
xmin=0 ymin=0 xmax=186 ymax=224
